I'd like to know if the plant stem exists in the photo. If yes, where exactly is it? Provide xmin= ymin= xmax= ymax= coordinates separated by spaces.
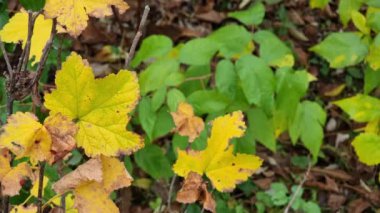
xmin=167 ymin=175 xmax=177 ymax=212
xmin=125 ymin=5 xmax=150 ymax=69
xmin=284 ymin=160 xmax=312 ymax=213
xmin=21 ymin=12 xmax=37 ymax=72
xmin=37 ymin=162 xmax=46 ymax=213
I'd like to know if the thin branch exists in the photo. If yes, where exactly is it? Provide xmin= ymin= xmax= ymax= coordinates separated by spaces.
xmin=284 ymin=161 xmax=312 ymax=213
xmin=21 ymin=12 xmax=36 ymax=72
xmin=0 ymin=38 xmax=13 ymax=76
xmin=167 ymin=175 xmax=177 ymax=213
xmin=57 ymin=36 xmax=63 ymax=70
xmin=37 ymin=162 xmax=46 ymax=213
xmin=124 ymin=5 xmax=150 ymax=69
xmin=32 ymin=19 xmax=57 ymax=86
xmin=6 ymin=97 xmax=13 ymax=116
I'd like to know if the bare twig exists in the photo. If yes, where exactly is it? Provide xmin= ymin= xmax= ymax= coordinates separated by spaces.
xmin=0 ymin=38 xmax=13 ymax=76
xmin=32 ymin=19 xmax=57 ymax=86
xmin=284 ymin=161 xmax=312 ymax=213
xmin=124 ymin=5 xmax=150 ymax=69
xmin=37 ymin=162 xmax=46 ymax=213
xmin=20 ymin=12 xmax=37 ymax=72
xmin=57 ymin=36 xmax=63 ymax=70
xmin=167 ymin=175 xmax=177 ymax=213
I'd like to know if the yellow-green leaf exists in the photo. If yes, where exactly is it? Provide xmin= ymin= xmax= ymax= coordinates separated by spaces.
xmin=44 ymin=52 xmax=143 ymax=157
xmin=351 ymin=11 xmax=370 ymax=34
xmin=334 ymin=95 xmax=380 ymax=122
xmin=352 ymin=133 xmax=380 ymax=165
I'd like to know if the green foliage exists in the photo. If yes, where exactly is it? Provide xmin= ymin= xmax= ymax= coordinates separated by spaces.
xmin=310 ymin=33 xmax=368 ymax=68
xmin=135 ymin=144 xmax=173 ymax=180
xmin=253 ymin=30 xmax=295 ymax=67
xmin=19 ymin=0 xmax=45 ymax=11
xmin=131 ymin=35 xmax=173 ymax=68
xmin=310 ymin=0 xmax=330 ymax=9
xmin=228 ymin=2 xmax=265 ymax=26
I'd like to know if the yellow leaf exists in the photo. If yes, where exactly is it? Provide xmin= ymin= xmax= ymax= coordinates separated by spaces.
xmin=10 ymin=205 xmax=37 ymax=213
xmin=366 ymin=35 xmax=380 ymax=71
xmin=173 ymin=111 xmax=263 ymax=192
xmin=0 ymin=112 xmax=52 ymax=165
xmin=30 ymin=175 xmax=48 ymax=197
xmin=44 ymin=52 xmax=143 ymax=157
xmin=44 ymin=0 xmax=129 ymax=37
xmin=171 ymin=102 xmax=205 ymax=143
xmin=0 ymin=11 xmax=52 ymax=65
xmin=0 ymin=153 xmax=33 ymax=196
xmin=53 ymin=156 xmax=132 ymax=213
xmin=74 ymin=182 xmax=119 ymax=213
xmin=52 ymin=193 xmax=78 ymax=213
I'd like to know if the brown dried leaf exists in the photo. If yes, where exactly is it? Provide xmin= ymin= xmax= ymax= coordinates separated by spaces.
xmin=176 ymin=172 xmax=216 ymax=213
xmin=53 ymin=158 xmax=103 ymax=194
xmin=176 ymin=172 xmax=203 ymax=204
xmin=1 ymin=162 xmax=33 ymax=196
xmin=44 ymin=113 xmax=78 ymax=164
xmin=171 ymin=102 xmax=204 ymax=142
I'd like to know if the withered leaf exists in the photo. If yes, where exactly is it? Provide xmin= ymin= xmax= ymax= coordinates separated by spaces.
xmin=171 ymin=102 xmax=205 ymax=143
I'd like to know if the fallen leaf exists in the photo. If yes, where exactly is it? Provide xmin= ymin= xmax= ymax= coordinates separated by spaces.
xmin=173 ymin=111 xmax=263 ymax=192
xmin=171 ymin=102 xmax=205 ymax=143
xmin=44 ymin=52 xmax=143 ymax=157
xmin=44 ymin=0 xmax=129 ymax=37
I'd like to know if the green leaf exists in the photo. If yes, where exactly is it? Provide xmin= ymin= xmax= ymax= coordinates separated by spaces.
xmin=310 ymin=32 xmax=368 ymax=68
xmin=289 ymin=101 xmax=326 ymax=161
xmin=139 ymin=59 xmax=179 ymax=94
xmin=310 ymin=0 xmax=330 ymax=8
xmin=334 ymin=94 xmax=380 ymax=122
xmin=151 ymin=87 xmax=167 ymax=111
xmin=366 ymin=0 xmax=380 ymax=7
xmin=367 ymin=7 xmax=380 ymax=33
xmin=135 ymin=144 xmax=173 ymax=179
xmin=165 ymin=71 xmax=185 ymax=86
xmin=275 ymin=68 xmax=309 ymax=131
xmin=266 ymin=182 xmax=289 ymax=206
xmin=352 ymin=133 xmax=380 ymax=165
xmin=364 ymin=66 xmax=380 ymax=94
xmin=166 ymin=88 xmax=186 ymax=112
xmin=209 ymin=24 xmax=252 ymax=58
xmin=366 ymin=33 xmax=380 ymax=71
xmin=253 ymin=30 xmax=295 ymax=67
xmin=19 ymin=0 xmax=45 ymax=11
xmin=301 ymin=202 xmax=321 ymax=213
xmin=179 ymin=38 xmax=219 ymax=65
xmin=236 ymin=55 xmax=275 ymax=112
xmin=338 ymin=0 xmax=363 ymax=26
xmin=247 ymin=108 xmax=276 ymax=151
xmin=138 ymin=97 xmax=157 ymax=141
xmin=187 ymin=90 xmax=230 ymax=114
xmin=180 ymin=65 xmax=211 ymax=96
xmin=131 ymin=35 xmax=173 ymax=67
xmin=228 ymin=3 xmax=265 ymax=26
xmin=152 ymin=106 xmax=175 ymax=140
xmin=215 ymin=59 xmax=237 ymax=98
xmin=351 ymin=11 xmax=370 ymax=34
